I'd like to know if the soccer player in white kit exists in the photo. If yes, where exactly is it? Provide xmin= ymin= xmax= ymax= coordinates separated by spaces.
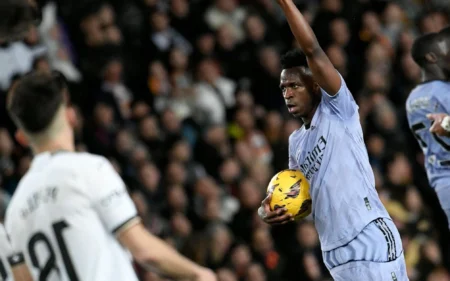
xmin=5 ymin=71 xmax=216 ymax=281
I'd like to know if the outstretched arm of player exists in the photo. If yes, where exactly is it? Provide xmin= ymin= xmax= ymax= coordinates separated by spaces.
xmin=118 ymin=222 xmax=215 ymax=281
xmin=277 ymin=0 xmax=341 ymax=95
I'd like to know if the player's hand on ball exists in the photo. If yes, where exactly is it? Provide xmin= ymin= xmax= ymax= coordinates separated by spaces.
xmin=258 ymin=193 xmax=294 ymax=225
xmin=427 ymin=113 xmax=450 ymax=136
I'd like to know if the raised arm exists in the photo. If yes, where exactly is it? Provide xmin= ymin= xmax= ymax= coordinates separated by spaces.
xmin=277 ymin=0 xmax=341 ymax=95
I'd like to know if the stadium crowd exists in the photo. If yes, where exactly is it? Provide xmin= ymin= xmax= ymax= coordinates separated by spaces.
xmin=0 ymin=0 xmax=450 ymax=280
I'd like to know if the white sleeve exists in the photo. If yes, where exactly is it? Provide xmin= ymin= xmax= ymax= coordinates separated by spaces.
xmin=0 ymin=224 xmax=24 ymax=267
xmin=89 ymin=159 xmax=139 ymax=234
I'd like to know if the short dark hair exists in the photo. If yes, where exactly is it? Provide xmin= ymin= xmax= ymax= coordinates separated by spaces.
xmin=411 ymin=32 xmax=441 ymax=68
xmin=280 ymin=49 xmax=308 ymax=70
xmin=7 ymin=71 xmax=67 ymax=134
xmin=0 ymin=0 xmax=41 ymax=42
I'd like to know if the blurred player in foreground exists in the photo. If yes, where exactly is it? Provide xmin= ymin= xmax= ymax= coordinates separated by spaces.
xmin=0 ymin=0 xmax=40 ymax=42
xmin=5 ymin=71 xmax=216 ymax=281
xmin=0 ymin=223 xmax=33 ymax=281
xmin=257 ymin=0 xmax=408 ymax=280
xmin=406 ymin=30 xmax=450 ymax=228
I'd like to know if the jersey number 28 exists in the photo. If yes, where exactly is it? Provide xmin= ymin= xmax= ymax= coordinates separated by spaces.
xmin=412 ymin=122 xmax=450 ymax=151
xmin=28 ymin=220 xmax=79 ymax=281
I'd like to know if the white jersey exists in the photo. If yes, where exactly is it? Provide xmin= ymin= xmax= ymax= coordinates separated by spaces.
xmin=0 ymin=224 xmax=13 ymax=281
xmin=5 ymin=151 xmax=140 ymax=281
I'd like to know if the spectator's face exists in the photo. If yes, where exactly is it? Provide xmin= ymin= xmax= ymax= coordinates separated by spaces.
xmin=235 ymin=141 xmax=253 ymax=167
xmin=104 ymin=60 xmax=123 ymax=82
xmin=161 ymin=110 xmax=181 ymax=133
xmin=195 ymin=177 xmax=220 ymax=199
xmin=252 ymin=228 xmax=273 ymax=253
xmin=216 ymin=0 xmax=236 ymax=13
xmin=171 ymin=0 xmax=189 ymax=17
xmin=0 ymin=129 xmax=13 ymax=156
xmin=401 ymin=54 xmax=420 ymax=82
xmin=170 ymin=141 xmax=191 ymax=162
xmin=219 ymin=158 xmax=240 ymax=184
xmin=245 ymin=264 xmax=266 ymax=281
xmin=249 ymin=163 xmax=271 ymax=188
xmin=170 ymin=213 xmax=191 ymax=237
xmin=236 ymin=109 xmax=255 ymax=132
xmin=169 ymin=48 xmax=189 ymax=71
xmin=139 ymin=164 xmax=161 ymax=192
xmin=115 ymin=130 xmax=134 ymax=154
xmin=326 ymin=45 xmax=347 ymax=74
xmin=94 ymin=104 xmax=114 ymax=127
xmin=259 ymin=47 xmax=280 ymax=75
xmin=383 ymin=3 xmax=403 ymax=26
xmin=132 ymin=102 xmax=151 ymax=120
xmin=280 ymin=68 xmax=319 ymax=119
xmin=265 ymin=111 xmax=283 ymax=133
xmin=211 ymin=227 xmax=232 ymax=255
xmin=362 ymin=12 xmax=381 ymax=37
xmin=131 ymin=146 xmax=149 ymax=167
xmin=206 ymin=125 xmax=227 ymax=146
xmin=198 ymin=60 xmax=220 ymax=83
xmin=217 ymin=24 xmax=237 ymax=50
xmin=399 ymin=31 xmax=414 ymax=52
xmin=387 ymin=154 xmax=412 ymax=186
xmin=405 ymin=188 xmax=423 ymax=213
xmin=303 ymin=253 xmax=322 ymax=280
xmin=236 ymin=91 xmax=254 ymax=109
xmin=422 ymin=240 xmax=442 ymax=264
xmin=245 ymin=16 xmax=265 ymax=41
xmin=366 ymin=42 xmax=389 ymax=66
xmin=297 ymin=222 xmax=319 ymax=248
xmin=420 ymin=12 xmax=447 ymax=33
xmin=330 ymin=18 xmax=349 ymax=47
xmin=204 ymin=197 xmax=221 ymax=221
xmin=24 ymin=25 xmax=39 ymax=45
xmin=231 ymin=245 xmax=252 ymax=270
xmin=151 ymin=12 xmax=169 ymax=32
xmin=367 ymin=134 xmax=384 ymax=158
xmin=321 ymin=0 xmax=341 ymax=13
xmin=283 ymin=119 xmax=301 ymax=140
xmin=196 ymin=34 xmax=215 ymax=55
xmin=139 ymin=116 xmax=160 ymax=140
xmin=105 ymin=26 xmax=122 ymax=44
xmin=217 ymin=268 xmax=238 ymax=281
xmin=166 ymin=161 xmax=187 ymax=185
xmin=168 ymin=185 xmax=187 ymax=210
xmin=99 ymin=4 xmax=115 ymax=26
xmin=239 ymin=179 xmax=262 ymax=209
xmin=365 ymin=71 xmax=387 ymax=91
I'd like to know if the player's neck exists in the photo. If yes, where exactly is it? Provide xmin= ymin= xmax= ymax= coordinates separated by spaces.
xmin=32 ymin=132 xmax=75 ymax=155
xmin=302 ymin=103 xmax=319 ymax=127
xmin=421 ymin=67 xmax=446 ymax=82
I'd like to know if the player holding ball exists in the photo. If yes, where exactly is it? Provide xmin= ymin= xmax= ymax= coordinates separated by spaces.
xmin=258 ymin=1 xmax=409 ymax=280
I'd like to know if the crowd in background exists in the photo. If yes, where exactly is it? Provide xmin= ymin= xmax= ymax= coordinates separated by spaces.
xmin=0 ymin=0 xmax=449 ymax=280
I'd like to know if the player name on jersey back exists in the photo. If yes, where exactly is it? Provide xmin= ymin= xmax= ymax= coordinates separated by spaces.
xmin=5 ymin=152 xmax=140 ymax=281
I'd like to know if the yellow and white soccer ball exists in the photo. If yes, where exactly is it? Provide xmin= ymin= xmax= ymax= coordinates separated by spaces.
xmin=267 ymin=169 xmax=312 ymax=220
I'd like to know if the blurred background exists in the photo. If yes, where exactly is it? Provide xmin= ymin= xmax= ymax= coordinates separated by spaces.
xmin=0 ymin=0 xmax=450 ymax=280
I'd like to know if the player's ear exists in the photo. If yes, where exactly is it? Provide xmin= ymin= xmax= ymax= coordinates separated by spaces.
xmin=313 ymin=82 xmax=320 ymax=95
xmin=15 ymin=130 xmax=29 ymax=147
xmin=425 ymin=52 xmax=438 ymax=64
xmin=65 ymin=106 xmax=77 ymax=129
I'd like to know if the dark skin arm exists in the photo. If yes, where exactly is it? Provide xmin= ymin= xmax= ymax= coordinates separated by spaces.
xmin=277 ymin=0 xmax=341 ymax=95
xmin=258 ymin=193 xmax=294 ymax=225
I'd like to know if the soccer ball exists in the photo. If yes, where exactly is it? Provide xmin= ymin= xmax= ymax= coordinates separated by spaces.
xmin=267 ymin=169 xmax=312 ymax=220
